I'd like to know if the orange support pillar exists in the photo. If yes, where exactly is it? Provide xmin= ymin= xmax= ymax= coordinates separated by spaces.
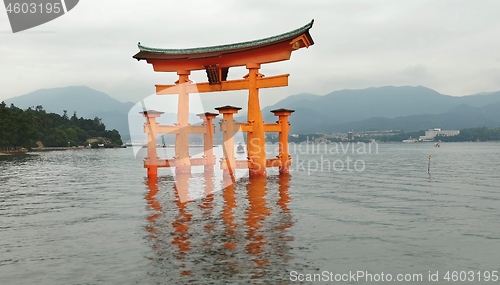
xmin=197 ymin=112 xmax=218 ymax=173
xmin=176 ymin=70 xmax=191 ymax=174
xmin=141 ymin=110 xmax=164 ymax=178
xmin=246 ymin=63 xmax=267 ymax=177
xmin=271 ymin=108 xmax=294 ymax=174
xmin=215 ymin=105 xmax=241 ymax=177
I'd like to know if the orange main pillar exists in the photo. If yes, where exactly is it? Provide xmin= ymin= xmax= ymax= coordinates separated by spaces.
xmin=246 ymin=63 xmax=266 ymax=177
xmin=215 ymin=105 xmax=241 ymax=177
xmin=271 ymin=108 xmax=294 ymax=174
xmin=176 ymin=70 xmax=191 ymax=174
xmin=141 ymin=110 xmax=164 ymax=178
xmin=197 ymin=112 xmax=218 ymax=173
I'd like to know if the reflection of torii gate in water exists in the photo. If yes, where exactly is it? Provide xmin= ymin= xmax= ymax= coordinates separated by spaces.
xmin=133 ymin=20 xmax=314 ymax=177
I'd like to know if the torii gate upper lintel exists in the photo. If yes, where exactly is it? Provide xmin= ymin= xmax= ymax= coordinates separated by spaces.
xmin=134 ymin=20 xmax=314 ymax=177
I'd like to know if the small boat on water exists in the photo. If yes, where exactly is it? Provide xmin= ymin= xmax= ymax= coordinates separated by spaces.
xmin=402 ymin=137 xmax=418 ymax=143
xmin=236 ymin=143 xmax=245 ymax=154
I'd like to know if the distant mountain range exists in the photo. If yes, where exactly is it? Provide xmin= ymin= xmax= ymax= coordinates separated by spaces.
xmin=260 ymin=86 xmax=500 ymax=133
xmin=5 ymin=85 xmax=500 ymax=138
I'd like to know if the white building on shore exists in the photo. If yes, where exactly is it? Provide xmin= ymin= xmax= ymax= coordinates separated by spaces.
xmin=419 ymin=128 xmax=460 ymax=141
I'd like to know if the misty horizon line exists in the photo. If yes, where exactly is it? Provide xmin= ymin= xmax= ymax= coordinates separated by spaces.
xmin=3 ymin=84 xmax=500 ymax=107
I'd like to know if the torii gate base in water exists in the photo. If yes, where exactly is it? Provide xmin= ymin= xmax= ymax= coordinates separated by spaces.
xmin=134 ymin=20 xmax=314 ymax=178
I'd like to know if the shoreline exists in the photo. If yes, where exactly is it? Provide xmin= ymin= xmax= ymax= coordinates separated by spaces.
xmin=31 ymin=146 xmax=125 ymax=152
xmin=0 ymin=149 xmax=28 ymax=155
xmin=31 ymin=146 xmax=89 ymax=152
xmin=1 ymin=146 xmax=125 ymax=155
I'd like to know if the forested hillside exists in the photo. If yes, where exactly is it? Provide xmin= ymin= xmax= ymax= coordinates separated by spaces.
xmin=0 ymin=102 xmax=122 ymax=148
xmin=5 ymin=86 xmax=134 ymax=140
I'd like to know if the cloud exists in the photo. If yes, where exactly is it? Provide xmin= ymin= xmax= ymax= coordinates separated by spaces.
xmin=1 ymin=0 xmax=500 ymax=103
xmin=401 ymin=65 xmax=428 ymax=78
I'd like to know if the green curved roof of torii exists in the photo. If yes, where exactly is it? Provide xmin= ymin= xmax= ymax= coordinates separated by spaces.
xmin=134 ymin=20 xmax=314 ymax=59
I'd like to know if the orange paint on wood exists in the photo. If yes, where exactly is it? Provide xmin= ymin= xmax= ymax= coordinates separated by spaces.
xmin=216 ymin=106 xmax=241 ymax=177
xmin=197 ymin=112 xmax=218 ymax=172
xmin=156 ymin=74 xmax=289 ymax=95
xmin=141 ymin=111 xmax=163 ymax=176
xmin=271 ymin=109 xmax=294 ymax=174
xmin=246 ymin=64 xmax=266 ymax=176
xmin=175 ymin=71 xmax=191 ymax=174
xmin=145 ymin=43 xmax=294 ymax=72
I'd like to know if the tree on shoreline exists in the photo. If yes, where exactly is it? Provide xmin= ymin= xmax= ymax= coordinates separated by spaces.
xmin=0 ymin=102 xmax=122 ymax=148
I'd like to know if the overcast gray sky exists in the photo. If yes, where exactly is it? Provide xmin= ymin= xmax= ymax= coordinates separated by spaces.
xmin=1 ymin=0 xmax=500 ymax=109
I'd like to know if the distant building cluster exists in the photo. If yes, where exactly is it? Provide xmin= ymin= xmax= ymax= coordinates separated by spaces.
xmin=289 ymin=128 xmax=461 ymax=144
xmin=419 ymin=128 xmax=460 ymax=142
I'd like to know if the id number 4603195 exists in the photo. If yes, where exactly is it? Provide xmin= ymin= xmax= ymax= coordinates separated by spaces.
xmin=443 ymin=271 xmax=498 ymax=282
xmin=5 ymin=2 xmax=62 ymax=14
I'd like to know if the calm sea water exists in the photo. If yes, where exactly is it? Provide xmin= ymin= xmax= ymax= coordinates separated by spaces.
xmin=1 ymin=142 xmax=499 ymax=284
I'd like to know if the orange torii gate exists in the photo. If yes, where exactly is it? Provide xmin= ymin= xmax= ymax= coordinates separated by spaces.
xmin=133 ymin=20 xmax=314 ymax=177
